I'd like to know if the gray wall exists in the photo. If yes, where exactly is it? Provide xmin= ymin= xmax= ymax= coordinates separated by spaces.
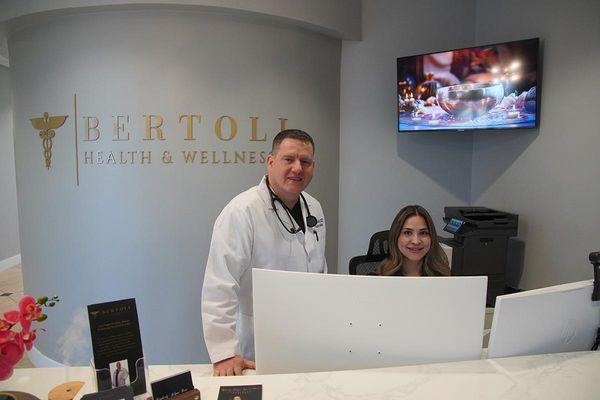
xmin=338 ymin=0 xmax=477 ymax=272
xmin=0 ymin=0 xmax=361 ymax=40
xmin=471 ymin=0 xmax=600 ymax=289
xmin=0 ymin=66 xmax=20 ymax=263
xmin=340 ymin=0 xmax=599 ymax=289
xmin=10 ymin=9 xmax=340 ymax=364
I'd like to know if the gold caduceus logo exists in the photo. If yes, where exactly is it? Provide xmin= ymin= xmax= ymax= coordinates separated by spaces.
xmin=30 ymin=112 xmax=68 ymax=170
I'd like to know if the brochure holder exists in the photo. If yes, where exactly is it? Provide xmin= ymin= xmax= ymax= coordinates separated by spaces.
xmin=90 ymin=356 xmax=150 ymax=399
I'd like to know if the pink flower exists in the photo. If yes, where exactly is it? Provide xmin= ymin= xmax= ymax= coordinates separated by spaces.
xmin=20 ymin=330 xmax=37 ymax=351
xmin=0 ymin=357 xmax=14 ymax=380
xmin=0 ymin=333 xmax=23 ymax=380
xmin=0 ymin=294 xmax=57 ymax=381
xmin=0 ymin=332 xmax=24 ymax=365
xmin=2 ymin=311 xmax=20 ymax=326
xmin=0 ymin=330 xmax=13 ymax=345
xmin=0 ymin=320 xmax=10 ymax=332
xmin=18 ymin=295 xmax=42 ymax=332
xmin=0 ymin=311 xmax=20 ymax=332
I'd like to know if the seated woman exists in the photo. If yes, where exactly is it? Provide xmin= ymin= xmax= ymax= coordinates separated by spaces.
xmin=378 ymin=205 xmax=450 ymax=276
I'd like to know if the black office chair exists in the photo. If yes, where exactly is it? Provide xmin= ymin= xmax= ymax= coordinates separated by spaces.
xmin=348 ymin=230 xmax=390 ymax=275
xmin=367 ymin=230 xmax=390 ymax=256
xmin=349 ymin=254 xmax=387 ymax=275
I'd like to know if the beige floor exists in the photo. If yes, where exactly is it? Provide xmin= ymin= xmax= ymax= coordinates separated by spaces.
xmin=0 ymin=264 xmax=35 ymax=368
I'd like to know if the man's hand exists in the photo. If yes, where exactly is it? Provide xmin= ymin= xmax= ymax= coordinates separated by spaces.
xmin=213 ymin=355 xmax=256 ymax=376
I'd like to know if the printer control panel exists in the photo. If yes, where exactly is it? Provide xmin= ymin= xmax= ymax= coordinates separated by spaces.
xmin=444 ymin=218 xmax=467 ymax=234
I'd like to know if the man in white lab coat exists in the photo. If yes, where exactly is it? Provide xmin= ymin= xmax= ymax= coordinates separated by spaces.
xmin=201 ymin=129 xmax=327 ymax=376
xmin=112 ymin=361 xmax=129 ymax=387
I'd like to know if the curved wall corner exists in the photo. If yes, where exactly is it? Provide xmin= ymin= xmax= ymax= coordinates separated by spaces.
xmin=10 ymin=8 xmax=340 ymax=364
xmin=0 ymin=66 xmax=20 ymax=263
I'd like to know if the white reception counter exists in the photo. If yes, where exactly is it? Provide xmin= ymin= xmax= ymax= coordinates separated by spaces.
xmin=2 ymin=351 xmax=600 ymax=399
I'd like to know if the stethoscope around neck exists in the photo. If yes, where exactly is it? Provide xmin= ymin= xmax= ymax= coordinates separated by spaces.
xmin=265 ymin=176 xmax=318 ymax=238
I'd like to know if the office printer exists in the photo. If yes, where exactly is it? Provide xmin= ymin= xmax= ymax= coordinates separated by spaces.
xmin=439 ymin=207 xmax=518 ymax=306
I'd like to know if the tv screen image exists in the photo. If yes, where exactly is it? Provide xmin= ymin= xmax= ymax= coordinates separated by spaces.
xmin=397 ymin=38 xmax=539 ymax=132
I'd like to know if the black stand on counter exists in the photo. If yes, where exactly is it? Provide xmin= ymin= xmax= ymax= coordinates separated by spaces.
xmin=590 ymin=252 xmax=600 ymax=302
xmin=590 ymin=251 xmax=600 ymax=351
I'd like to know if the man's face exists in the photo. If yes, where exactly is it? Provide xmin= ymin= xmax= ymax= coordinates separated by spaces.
xmin=116 ymin=362 xmax=121 ymax=369
xmin=267 ymin=138 xmax=314 ymax=207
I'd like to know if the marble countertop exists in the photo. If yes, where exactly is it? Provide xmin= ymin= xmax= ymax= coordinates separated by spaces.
xmin=3 ymin=351 xmax=600 ymax=399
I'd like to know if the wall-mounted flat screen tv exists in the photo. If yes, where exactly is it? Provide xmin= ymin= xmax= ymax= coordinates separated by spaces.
xmin=397 ymin=38 xmax=539 ymax=132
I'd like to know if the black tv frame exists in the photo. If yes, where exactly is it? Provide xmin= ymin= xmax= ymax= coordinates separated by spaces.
xmin=397 ymin=37 xmax=541 ymax=133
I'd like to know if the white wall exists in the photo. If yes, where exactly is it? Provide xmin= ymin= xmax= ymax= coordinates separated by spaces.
xmin=0 ymin=66 xmax=20 ymax=265
xmin=338 ymin=0 xmax=476 ymax=272
xmin=10 ymin=8 xmax=340 ymax=364
xmin=471 ymin=0 xmax=600 ymax=289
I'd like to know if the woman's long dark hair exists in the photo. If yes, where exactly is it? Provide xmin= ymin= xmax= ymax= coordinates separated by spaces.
xmin=377 ymin=205 xmax=450 ymax=276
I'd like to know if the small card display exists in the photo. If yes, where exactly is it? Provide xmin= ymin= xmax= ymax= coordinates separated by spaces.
xmin=87 ymin=298 xmax=146 ymax=395
xmin=217 ymin=384 xmax=262 ymax=400
xmin=151 ymin=371 xmax=194 ymax=400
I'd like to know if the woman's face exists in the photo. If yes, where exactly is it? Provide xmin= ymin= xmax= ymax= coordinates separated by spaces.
xmin=397 ymin=215 xmax=431 ymax=263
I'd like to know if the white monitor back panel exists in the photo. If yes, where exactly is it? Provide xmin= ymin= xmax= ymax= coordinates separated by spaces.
xmin=253 ymin=269 xmax=487 ymax=374
xmin=487 ymin=280 xmax=600 ymax=358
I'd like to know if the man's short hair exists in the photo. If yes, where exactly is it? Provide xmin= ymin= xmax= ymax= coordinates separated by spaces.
xmin=271 ymin=129 xmax=315 ymax=155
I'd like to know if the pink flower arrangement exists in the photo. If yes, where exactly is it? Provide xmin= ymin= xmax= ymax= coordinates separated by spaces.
xmin=0 ymin=295 xmax=58 ymax=380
